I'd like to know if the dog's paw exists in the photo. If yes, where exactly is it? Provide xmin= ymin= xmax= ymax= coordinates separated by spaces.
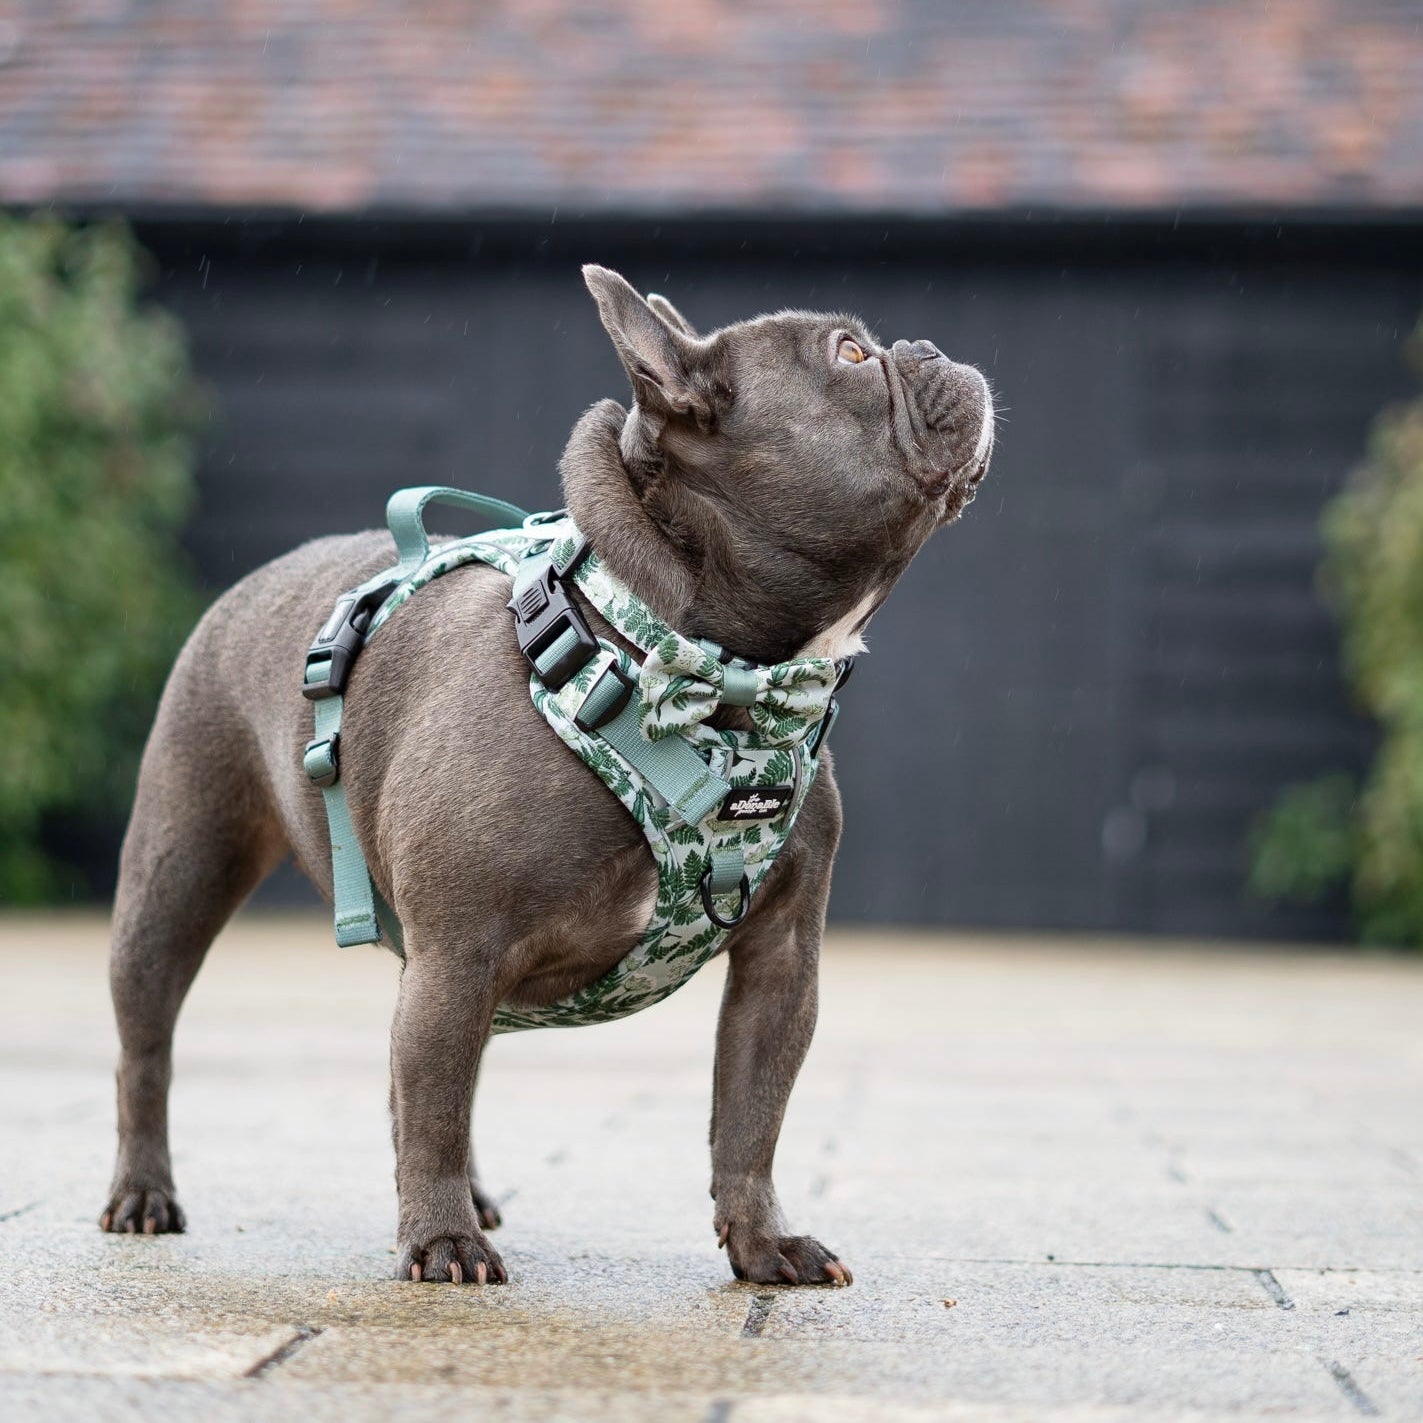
xmin=722 ymin=1227 xmax=852 ymax=1287
xmin=397 ymin=1234 xmax=507 ymax=1285
xmin=469 ymin=1177 xmax=502 ymax=1231
xmin=99 ymin=1185 xmax=186 ymax=1236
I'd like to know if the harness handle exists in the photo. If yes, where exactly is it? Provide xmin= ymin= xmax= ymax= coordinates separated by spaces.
xmin=386 ymin=486 xmax=530 ymax=577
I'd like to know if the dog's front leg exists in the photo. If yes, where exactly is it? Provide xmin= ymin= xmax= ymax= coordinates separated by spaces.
xmin=709 ymin=868 xmax=852 ymax=1287
xmin=389 ymin=948 xmax=507 ymax=1284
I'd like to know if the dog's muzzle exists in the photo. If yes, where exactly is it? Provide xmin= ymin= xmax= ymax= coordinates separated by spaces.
xmin=892 ymin=339 xmax=993 ymax=491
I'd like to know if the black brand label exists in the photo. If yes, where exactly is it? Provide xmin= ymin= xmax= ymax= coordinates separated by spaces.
xmin=717 ymin=786 xmax=793 ymax=821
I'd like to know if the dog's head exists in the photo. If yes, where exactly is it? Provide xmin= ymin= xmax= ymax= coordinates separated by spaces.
xmin=568 ymin=265 xmax=995 ymax=664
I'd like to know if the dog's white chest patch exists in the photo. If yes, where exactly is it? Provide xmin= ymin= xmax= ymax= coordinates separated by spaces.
xmin=801 ymin=590 xmax=878 ymax=661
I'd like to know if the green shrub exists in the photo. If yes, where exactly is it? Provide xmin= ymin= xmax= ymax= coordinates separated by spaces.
xmin=0 ymin=217 xmax=202 ymax=902
xmin=1250 ymin=322 xmax=1423 ymax=946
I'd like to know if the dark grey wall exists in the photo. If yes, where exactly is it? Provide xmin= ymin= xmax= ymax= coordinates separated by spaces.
xmin=141 ymin=219 xmax=1423 ymax=939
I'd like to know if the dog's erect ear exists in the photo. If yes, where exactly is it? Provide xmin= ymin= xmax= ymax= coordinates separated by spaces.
xmin=583 ymin=265 xmax=710 ymax=423
xmin=646 ymin=292 xmax=697 ymax=338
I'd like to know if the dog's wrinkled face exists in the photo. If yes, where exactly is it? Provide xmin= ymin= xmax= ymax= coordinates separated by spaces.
xmin=582 ymin=265 xmax=995 ymax=663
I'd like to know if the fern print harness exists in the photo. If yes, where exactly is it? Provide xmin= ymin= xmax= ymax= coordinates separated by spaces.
xmin=301 ymin=487 xmax=849 ymax=1035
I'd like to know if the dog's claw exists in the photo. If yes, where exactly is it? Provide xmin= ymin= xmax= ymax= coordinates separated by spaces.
xmin=398 ymin=1235 xmax=506 ymax=1285
xmin=99 ymin=1186 xmax=184 ymax=1236
xmin=722 ymin=1230 xmax=852 ymax=1287
xmin=717 ymin=1223 xmax=730 ymax=1249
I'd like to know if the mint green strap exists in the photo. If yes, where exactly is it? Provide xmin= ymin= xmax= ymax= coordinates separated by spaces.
xmin=304 ymin=689 xmax=382 ymax=947
xmin=707 ymin=845 xmax=745 ymax=895
xmin=575 ymin=665 xmax=632 ymax=725
xmin=533 ymin=625 xmax=583 ymax=682
xmin=578 ymin=667 xmax=730 ymax=825
xmin=300 ymin=483 xmax=528 ymax=951
xmin=386 ymin=486 xmax=529 ymax=578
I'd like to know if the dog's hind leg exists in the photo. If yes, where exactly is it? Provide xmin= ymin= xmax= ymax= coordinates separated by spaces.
xmin=100 ymin=673 xmax=284 ymax=1235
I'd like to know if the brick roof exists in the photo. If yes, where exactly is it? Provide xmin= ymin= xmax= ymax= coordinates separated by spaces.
xmin=2 ymin=1 xmax=1421 ymax=215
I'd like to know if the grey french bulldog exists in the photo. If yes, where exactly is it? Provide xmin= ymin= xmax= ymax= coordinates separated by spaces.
xmin=99 ymin=265 xmax=994 ymax=1287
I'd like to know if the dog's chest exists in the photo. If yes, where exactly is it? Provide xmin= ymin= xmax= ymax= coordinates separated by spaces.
xmin=502 ymin=843 xmax=660 ymax=1009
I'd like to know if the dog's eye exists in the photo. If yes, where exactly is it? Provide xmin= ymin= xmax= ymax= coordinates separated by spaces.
xmin=836 ymin=337 xmax=866 ymax=365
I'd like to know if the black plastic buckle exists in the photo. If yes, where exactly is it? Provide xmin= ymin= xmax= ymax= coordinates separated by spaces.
xmin=508 ymin=560 xmax=599 ymax=690
xmin=808 ymin=697 xmax=840 ymax=759
xmin=701 ymin=638 xmax=760 ymax=672
xmin=804 ymin=659 xmax=854 ymax=758
xmin=302 ymin=579 xmax=398 ymax=701
xmin=700 ymin=866 xmax=751 ymax=930
xmin=574 ymin=664 xmax=635 ymax=734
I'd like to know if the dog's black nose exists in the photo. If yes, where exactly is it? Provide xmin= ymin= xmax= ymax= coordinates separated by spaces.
xmin=894 ymin=339 xmax=944 ymax=363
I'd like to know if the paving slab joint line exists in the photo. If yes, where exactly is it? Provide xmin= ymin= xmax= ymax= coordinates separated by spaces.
xmin=1203 ymin=1207 xmax=1234 ymax=1234
xmin=1322 ymin=1359 xmax=1380 ymax=1418
xmin=244 ymin=1325 xmax=323 ymax=1379
xmin=740 ymin=1293 xmax=777 ymax=1338
xmin=0 ymin=1202 xmax=40 ymax=1224
xmin=1252 ymin=1269 xmax=1295 ymax=1310
xmin=934 ymin=1256 xmax=1334 ymax=1275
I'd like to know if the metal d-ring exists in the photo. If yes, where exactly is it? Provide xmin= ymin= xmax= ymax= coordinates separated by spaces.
xmin=700 ymin=866 xmax=751 ymax=929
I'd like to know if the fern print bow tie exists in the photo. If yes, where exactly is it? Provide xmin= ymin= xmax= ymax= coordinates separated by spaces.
xmin=637 ymin=635 xmax=838 ymax=745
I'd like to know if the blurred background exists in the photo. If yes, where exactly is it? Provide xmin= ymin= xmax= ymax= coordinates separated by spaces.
xmin=2 ymin=0 xmax=1422 ymax=943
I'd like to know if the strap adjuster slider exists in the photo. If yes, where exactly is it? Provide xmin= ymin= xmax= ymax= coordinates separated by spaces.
xmin=574 ymin=664 xmax=636 ymax=733
xmin=304 ymin=734 xmax=340 ymax=789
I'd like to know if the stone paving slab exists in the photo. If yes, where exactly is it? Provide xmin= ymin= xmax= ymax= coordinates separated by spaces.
xmin=1 ymin=913 xmax=1421 ymax=1420
xmin=1277 ymin=1268 xmax=1423 ymax=1313
xmin=0 ymin=1322 xmax=302 ymax=1382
